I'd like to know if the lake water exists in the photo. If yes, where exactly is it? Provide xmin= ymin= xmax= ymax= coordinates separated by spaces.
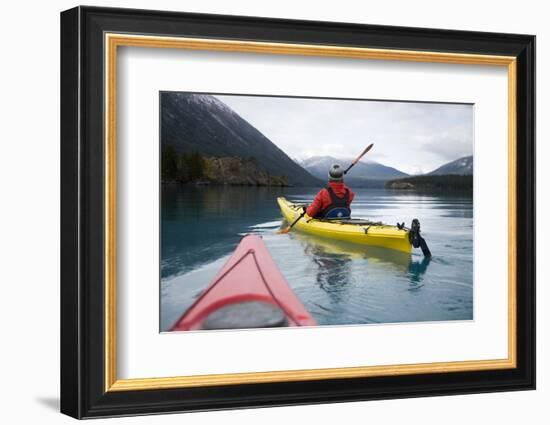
xmin=161 ymin=185 xmax=473 ymax=331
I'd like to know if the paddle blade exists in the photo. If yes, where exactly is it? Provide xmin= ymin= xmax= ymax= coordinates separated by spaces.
xmin=277 ymin=227 xmax=290 ymax=235
xmin=344 ymin=143 xmax=374 ymax=174
xmin=352 ymin=143 xmax=374 ymax=165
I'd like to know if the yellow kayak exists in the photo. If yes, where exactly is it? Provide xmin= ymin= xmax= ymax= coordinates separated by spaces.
xmin=277 ymin=197 xmax=412 ymax=254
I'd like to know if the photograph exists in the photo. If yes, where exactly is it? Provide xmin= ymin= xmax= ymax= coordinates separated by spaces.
xmin=57 ymin=5 xmax=536 ymax=418
xmin=160 ymin=92 xmax=474 ymax=332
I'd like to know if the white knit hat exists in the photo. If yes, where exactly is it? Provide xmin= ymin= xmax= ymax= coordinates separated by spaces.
xmin=328 ymin=164 xmax=344 ymax=182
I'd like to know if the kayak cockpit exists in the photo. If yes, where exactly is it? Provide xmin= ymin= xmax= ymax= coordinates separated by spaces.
xmin=202 ymin=301 xmax=289 ymax=330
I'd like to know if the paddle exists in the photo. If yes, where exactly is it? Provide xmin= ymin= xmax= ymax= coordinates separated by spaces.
xmin=278 ymin=144 xmax=374 ymax=235
xmin=277 ymin=207 xmax=307 ymax=234
xmin=344 ymin=143 xmax=374 ymax=174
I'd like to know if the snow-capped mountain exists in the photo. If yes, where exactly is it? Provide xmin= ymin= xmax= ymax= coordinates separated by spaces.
xmin=428 ymin=156 xmax=473 ymax=175
xmin=161 ymin=93 xmax=321 ymax=186
xmin=299 ymin=155 xmax=409 ymax=184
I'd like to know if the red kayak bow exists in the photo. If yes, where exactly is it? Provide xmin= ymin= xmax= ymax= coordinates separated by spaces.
xmin=171 ymin=235 xmax=317 ymax=331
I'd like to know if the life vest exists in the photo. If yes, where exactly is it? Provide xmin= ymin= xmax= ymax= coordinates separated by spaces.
xmin=319 ymin=186 xmax=351 ymax=219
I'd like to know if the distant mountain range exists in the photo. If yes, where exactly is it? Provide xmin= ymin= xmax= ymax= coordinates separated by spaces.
xmin=298 ymin=156 xmax=409 ymax=187
xmin=300 ymin=155 xmax=473 ymax=180
xmin=161 ymin=93 xmax=321 ymax=186
xmin=300 ymin=156 xmax=409 ymax=180
xmin=428 ymin=155 xmax=473 ymax=175
xmin=300 ymin=154 xmax=473 ymax=188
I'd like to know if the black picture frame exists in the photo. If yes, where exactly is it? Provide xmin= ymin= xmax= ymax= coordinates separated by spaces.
xmin=61 ymin=5 xmax=535 ymax=419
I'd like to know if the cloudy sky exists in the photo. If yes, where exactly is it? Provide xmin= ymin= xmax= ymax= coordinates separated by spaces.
xmin=215 ymin=94 xmax=473 ymax=175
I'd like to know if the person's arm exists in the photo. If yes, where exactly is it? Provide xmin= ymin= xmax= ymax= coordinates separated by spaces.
xmin=349 ymin=189 xmax=355 ymax=203
xmin=306 ymin=189 xmax=326 ymax=218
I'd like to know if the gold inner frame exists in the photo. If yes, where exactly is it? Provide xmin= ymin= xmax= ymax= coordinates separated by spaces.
xmin=104 ymin=33 xmax=517 ymax=392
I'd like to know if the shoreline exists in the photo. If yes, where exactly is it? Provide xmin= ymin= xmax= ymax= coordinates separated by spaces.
xmin=161 ymin=180 xmax=292 ymax=188
xmin=161 ymin=181 xmax=473 ymax=196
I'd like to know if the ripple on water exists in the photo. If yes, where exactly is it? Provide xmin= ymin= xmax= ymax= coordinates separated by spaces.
xmin=161 ymin=186 xmax=473 ymax=329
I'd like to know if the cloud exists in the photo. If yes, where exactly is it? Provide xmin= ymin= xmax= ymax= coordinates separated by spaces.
xmin=215 ymin=94 xmax=473 ymax=174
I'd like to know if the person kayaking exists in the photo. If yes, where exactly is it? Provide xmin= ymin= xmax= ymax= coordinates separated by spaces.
xmin=278 ymin=144 xmax=371 ymax=234
xmin=305 ymin=163 xmax=355 ymax=219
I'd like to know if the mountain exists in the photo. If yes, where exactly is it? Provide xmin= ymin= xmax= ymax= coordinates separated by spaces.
xmin=385 ymin=155 xmax=473 ymax=192
xmin=428 ymin=155 xmax=473 ymax=176
xmin=161 ymin=93 xmax=321 ymax=186
xmin=299 ymin=156 xmax=409 ymax=187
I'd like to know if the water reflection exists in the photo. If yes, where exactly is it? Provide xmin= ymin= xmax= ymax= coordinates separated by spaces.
xmin=162 ymin=185 xmax=472 ymax=327
xmin=292 ymin=232 xmax=431 ymax=299
xmin=309 ymin=250 xmax=353 ymax=305
xmin=162 ymin=184 xmax=291 ymax=277
xmin=407 ymin=257 xmax=432 ymax=291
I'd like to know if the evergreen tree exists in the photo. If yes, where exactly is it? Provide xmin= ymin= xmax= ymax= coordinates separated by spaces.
xmin=187 ymin=152 xmax=205 ymax=180
xmin=161 ymin=145 xmax=179 ymax=181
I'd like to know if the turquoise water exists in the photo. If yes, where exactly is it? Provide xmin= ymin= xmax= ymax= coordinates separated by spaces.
xmin=161 ymin=185 xmax=473 ymax=331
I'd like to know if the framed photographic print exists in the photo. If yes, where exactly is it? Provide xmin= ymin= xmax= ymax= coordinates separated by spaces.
xmin=60 ymin=6 xmax=535 ymax=419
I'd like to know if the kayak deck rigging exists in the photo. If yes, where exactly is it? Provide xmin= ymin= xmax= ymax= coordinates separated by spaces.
xmin=277 ymin=197 xmax=413 ymax=254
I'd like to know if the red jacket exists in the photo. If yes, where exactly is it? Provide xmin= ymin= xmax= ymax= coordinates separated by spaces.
xmin=306 ymin=182 xmax=355 ymax=218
